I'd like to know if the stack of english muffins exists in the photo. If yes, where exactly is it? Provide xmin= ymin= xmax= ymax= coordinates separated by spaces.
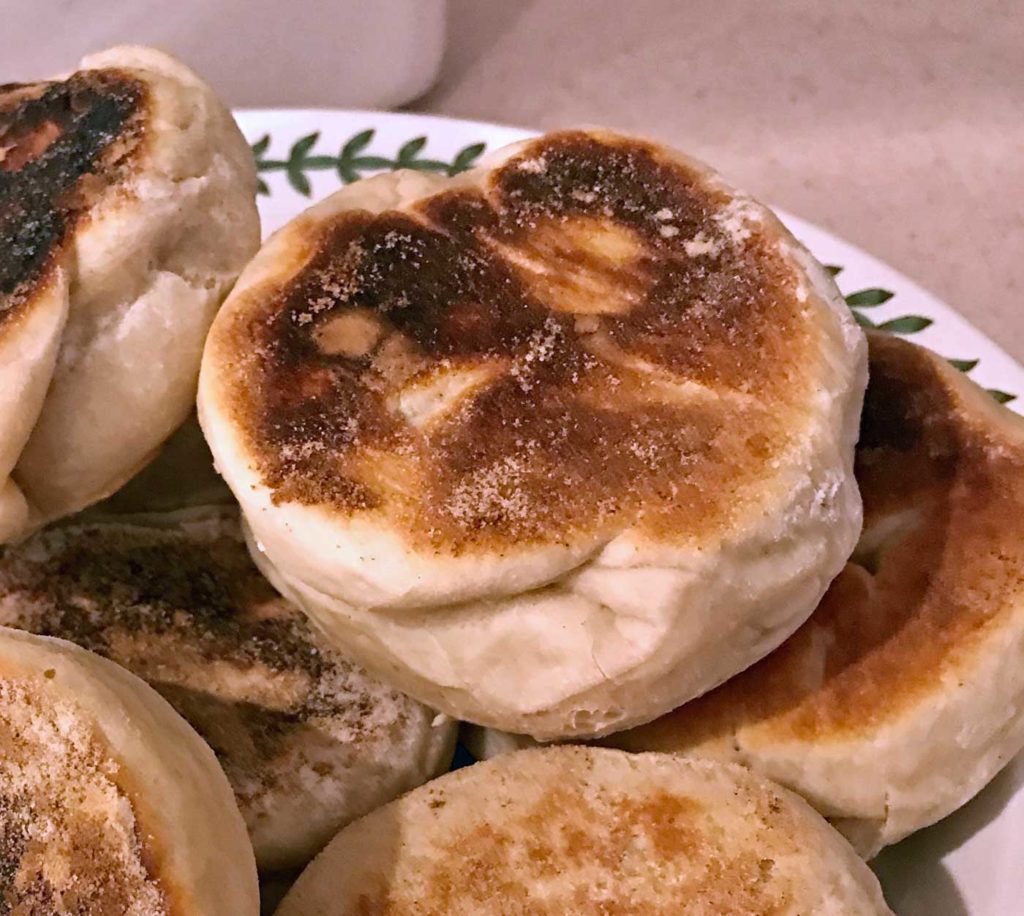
xmin=1 ymin=46 xmax=1021 ymax=916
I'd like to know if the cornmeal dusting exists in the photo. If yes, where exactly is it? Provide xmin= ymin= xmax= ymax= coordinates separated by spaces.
xmin=0 ymin=679 xmax=169 ymax=915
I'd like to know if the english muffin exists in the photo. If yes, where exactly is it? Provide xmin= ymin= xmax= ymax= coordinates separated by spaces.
xmin=469 ymin=334 xmax=1024 ymax=856
xmin=200 ymin=129 xmax=866 ymax=739
xmin=277 ymin=746 xmax=891 ymax=915
xmin=0 ymin=509 xmax=457 ymax=870
xmin=0 ymin=45 xmax=259 ymax=540
xmin=0 ymin=626 xmax=258 ymax=914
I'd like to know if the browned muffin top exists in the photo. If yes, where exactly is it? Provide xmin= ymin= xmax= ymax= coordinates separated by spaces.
xmin=221 ymin=131 xmax=823 ymax=556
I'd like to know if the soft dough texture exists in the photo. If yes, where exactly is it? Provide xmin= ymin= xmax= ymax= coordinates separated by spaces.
xmin=468 ymin=335 xmax=1024 ymax=857
xmin=0 ymin=509 xmax=457 ymax=870
xmin=0 ymin=45 xmax=259 ymax=540
xmin=277 ymin=746 xmax=891 ymax=915
xmin=0 ymin=626 xmax=259 ymax=914
xmin=200 ymin=130 xmax=866 ymax=739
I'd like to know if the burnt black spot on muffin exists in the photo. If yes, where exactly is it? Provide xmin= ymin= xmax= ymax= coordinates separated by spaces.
xmin=0 ymin=70 xmax=147 ymax=330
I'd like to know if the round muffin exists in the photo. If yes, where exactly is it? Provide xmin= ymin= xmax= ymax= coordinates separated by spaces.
xmin=0 ymin=626 xmax=258 ymax=914
xmin=0 ymin=509 xmax=457 ymax=870
xmin=200 ymin=129 xmax=866 ymax=739
xmin=0 ymin=45 xmax=259 ymax=540
xmin=469 ymin=334 xmax=1024 ymax=856
xmin=277 ymin=745 xmax=891 ymax=915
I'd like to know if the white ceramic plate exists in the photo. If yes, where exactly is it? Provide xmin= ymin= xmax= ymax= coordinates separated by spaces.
xmin=235 ymin=109 xmax=1024 ymax=915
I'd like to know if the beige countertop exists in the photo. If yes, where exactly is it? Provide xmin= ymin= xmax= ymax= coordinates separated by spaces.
xmin=415 ymin=1 xmax=1024 ymax=361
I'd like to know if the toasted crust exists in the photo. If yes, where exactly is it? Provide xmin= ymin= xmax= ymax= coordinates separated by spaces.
xmin=0 ymin=46 xmax=259 ymax=539
xmin=218 ymin=133 xmax=813 ymax=554
xmin=277 ymin=746 xmax=891 ymax=915
xmin=0 ymin=68 xmax=146 ymax=333
xmin=201 ymin=131 xmax=866 ymax=739
xmin=0 ymin=627 xmax=258 ymax=914
xmin=466 ymin=335 xmax=1024 ymax=853
xmin=0 ymin=510 xmax=457 ymax=870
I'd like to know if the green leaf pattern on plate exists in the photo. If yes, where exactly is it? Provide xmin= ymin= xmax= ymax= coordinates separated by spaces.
xmin=252 ymin=129 xmax=487 ymax=196
xmin=249 ymin=136 xmax=1016 ymax=407
xmin=844 ymin=288 xmax=894 ymax=307
xmin=826 ymin=264 xmax=1014 ymax=405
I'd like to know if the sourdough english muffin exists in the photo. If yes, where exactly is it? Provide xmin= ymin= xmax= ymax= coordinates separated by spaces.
xmin=0 ymin=46 xmax=259 ymax=541
xmin=277 ymin=746 xmax=891 ymax=915
xmin=0 ymin=626 xmax=258 ymax=914
xmin=0 ymin=509 xmax=457 ymax=870
xmin=200 ymin=129 xmax=866 ymax=739
xmin=471 ymin=334 xmax=1024 ymax=856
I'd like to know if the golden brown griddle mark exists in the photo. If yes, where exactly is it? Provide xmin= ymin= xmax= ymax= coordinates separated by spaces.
xmin=0 ymin=677 xmax=172 ymax=915
xmin=231 ymin=132 xmax=813 ymax=554
xmin=353 ymin=776 xmax=801 ymax=913
xmin=0 ymin=70 xmax=147 ymax=332
xmin=609 ymin=335 xmax=1024 ymax=750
